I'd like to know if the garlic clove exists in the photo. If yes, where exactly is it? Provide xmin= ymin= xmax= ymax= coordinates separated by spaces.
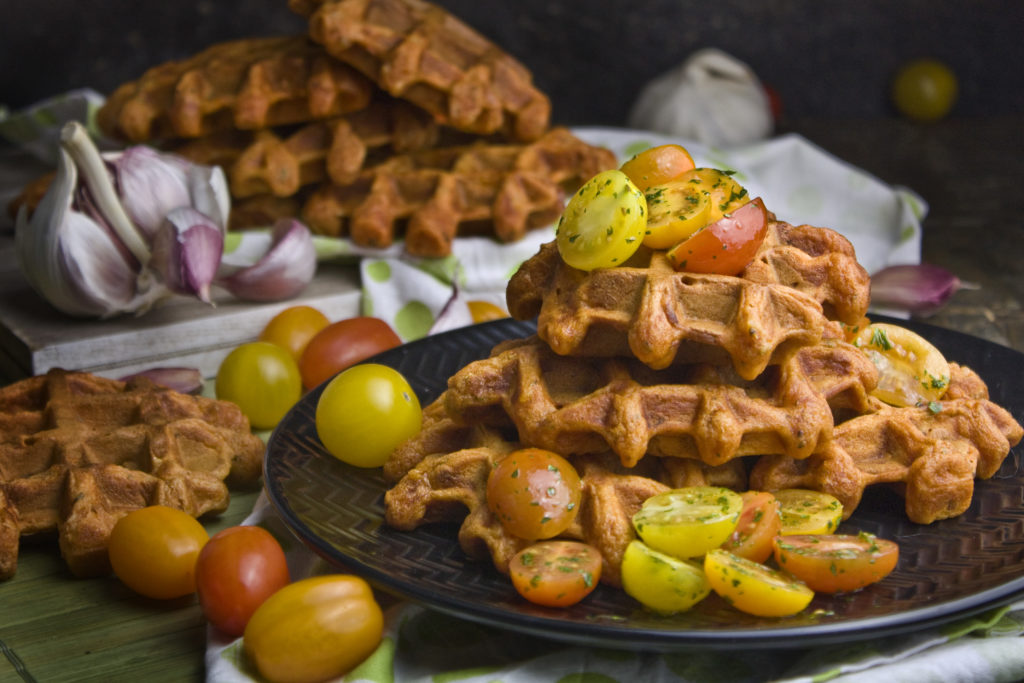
xmin=217 ymin=219 xmax=317 ymax=302
xmin=110 ymin=145 xmax=193 ymax=241
xmin=187 ymin=163 xmax=231 ymax=234
xmin=150 ymin=207 xmax=225 ymax=303
xmin=870 ymin=263 xmax=968 ymax=315
xmin=119 ymin=366 xmax=204 ymax=394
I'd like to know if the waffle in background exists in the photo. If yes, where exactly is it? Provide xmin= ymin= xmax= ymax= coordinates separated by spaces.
xmin=0 ymin=369 xmax=264 ymax=580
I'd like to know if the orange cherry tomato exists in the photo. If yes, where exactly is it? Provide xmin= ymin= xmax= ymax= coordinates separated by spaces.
xmin=720 ymin=490 xmax=782 ymax=563
xmin=195 ymin=526 xmax=291 ymax=637
xmin=620 ymin=144 xmax=696 ymax=191
xmin=486 ymin=448 xmax=582 ymax=540
xmin=509 ymin=540 xmax=602 ymax=607
xmin=107 ymin=506 xmax=209 ymax=600
xmin=299 ymin=317 xmax=402 ymax=390
xmin=773 ymin=533 xmax=899 ymax=593
xmin=244 ymin=575 xmax=383 ymax=683
xmin=467 ymin=300 xmax=509 ymax=323
xmin=258 ymin=305 xmax=330 ymax=363
xmin=666 ymin=197 xmax=768 ymax=276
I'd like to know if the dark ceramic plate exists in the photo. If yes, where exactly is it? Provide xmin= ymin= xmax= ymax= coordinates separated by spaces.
xmin=264 ymin=316 xmax=1024 ymax=651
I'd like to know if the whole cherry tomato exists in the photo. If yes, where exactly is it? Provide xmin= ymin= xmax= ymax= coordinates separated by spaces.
xmin=244 ymin=575 xmax=384 ymax=683
xmin=891 ymin=58 xmax=958 ymax=122
xmin=195 ymin=525 xmax=291 ymax=637
xmin=486 ymin=448 xmax=582 ymax=540
xmin=216 ymin=341 xmax=303 ymax=430
xmin=107 ymin=506 xmax=209 ymax=599
xmin=259 ymin=305 xmax=330 ymax=363
xmin=299 ymin=317 xmax=402 ymax=390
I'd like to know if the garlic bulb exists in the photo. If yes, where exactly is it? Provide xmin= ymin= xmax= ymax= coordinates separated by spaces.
xmin=14 ymin=121 xmax=316 ymax=318
xmin=628 ymin=48 xmax=773 ymax=147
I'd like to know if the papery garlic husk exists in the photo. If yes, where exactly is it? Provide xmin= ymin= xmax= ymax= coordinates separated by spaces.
xmin=217 ymin=218 xmax=317 ymax=301
xmin=150 ymin=207 xmax=225 ymax=303
xmin=112 ymin=146 xmax=193 ymax=241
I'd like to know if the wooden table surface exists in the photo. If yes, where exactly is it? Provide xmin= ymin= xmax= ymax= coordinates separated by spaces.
xmin=2 ymin=115 xmax=1023 ymax=682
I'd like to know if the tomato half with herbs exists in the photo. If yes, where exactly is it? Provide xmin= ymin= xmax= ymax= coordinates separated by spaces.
xmin=555 ymin=169 xmax=647 ymax=271
xmin=720 ymin=490 xmax=782 ymax=563
xmin=508 ymin=540 xmax=602 ymax=607
xmin=666 ymin=197 xmax=768 ymax=276
xmin=631 ymin=486 xmax=743 ymax=558
xmin=620 ymin=539 xmax=710 ymax=614
xmin=704 ymin=548 xmax=814 ymax=617
xmin=244 ymin=575 xmax=384 ymax=683
xmin=620 ymin=144 xmax=696 ymax=191
xmin=487 ymin=448 xmax=582 ymax=540
xmin=259 ymin=305 xmax=330 ymax=363
xmin=299 ymin=317 xmax=402 ymax=390
xmin=775 ymin=488 xmax=844 ymax=536
xmin=851 ymin=322 xmax=951 ymax=407
xmin=216 ymin=341 xmax=303 ymax=430
xmin=108 ymin=506 xmax=209 ymax=600
xmin=195 ymin=525 xmax=291 ymax=637
xmin=315 ymin=363 xmax=422 ymax=468
xmin=773 ymin=533 xmax=899 ymax=593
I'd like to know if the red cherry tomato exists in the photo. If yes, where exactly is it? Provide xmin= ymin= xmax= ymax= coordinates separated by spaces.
xmin=195 ymin=525 xmax=291 ymax=637
xmin=720 ymin=490 xmax=782 ymax=563
xmin=773 ymin=533 xmax=899 ymax=593
xmin=666 ymin=197 xmax=768 ymax=276
xmin=509 ymin=541 xmax=602 ymax=607
xmin=299 ymin=317 xmax=402 ymax=390
xmin=486 ymin=448 xmax=582 ymax=540
xmin=259 ymin=305 xmax=330 ymax=363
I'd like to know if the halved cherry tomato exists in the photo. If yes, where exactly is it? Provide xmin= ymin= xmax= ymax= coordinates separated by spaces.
xmin=774 ymin=489 xmax=844 ymax=536
xmin=620 ymin=539 xmax=710 ymax=614
xmin=299 ymin=316 xmax=402 ymax=390
xmin=508 ymin=540 xmax=602 ymax=607
xmin=645 ymin=167 xmax=750 ymax=249
xmin=773 ymin=533 xmax=899 ymax=593
xmin=555 ymin=169 xmax=647 ymax=271
xmin=315 ymin=363 xmax=422 ymax=468
xmin=720 ymin=490 xmax=782 ymax=563
xmin=467 ymin=300 xmax=509 ymax=323
xmin=259 ymin=305 xmax=330 ymax=363
xmin=632 ymin=486 xmax=743 ymax=558
xmin=666 ymin=197 xmax=768 ymax=276
xmin=486 ymin=448 xmax=582 ymax=540
xmin=620 ymin=144 xmax=696 ymax=191
xmin=216 ymin=341 xmax=303 ymax=430
xmin=244 ymin=575 xmax=383 ymax=683
xmin=851 ymin=322 xmax=950 ymax=407
xmin=195 ymin=525 xmax=291 ymax=637
xmin=704 ymin=548 xmax=814 ymax=617
xmin=107 ymin=506 xmax=209 ymax=600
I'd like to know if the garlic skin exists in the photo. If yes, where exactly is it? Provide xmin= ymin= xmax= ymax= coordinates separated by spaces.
xmin=870 ymin=263 xmax=971 ymax=315
xmin=150 ymin=207 xmax=225 ymax=303
xmin=217 ymin=219 xmax=317 ymax=302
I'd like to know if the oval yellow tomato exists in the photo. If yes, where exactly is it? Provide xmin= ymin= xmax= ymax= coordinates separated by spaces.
xmin=621 ymin=540 xmax=710 ymax=614
xmin=632 ymin=486 xmax=743 ymax=558
xmin=467 ymin=300 xmax=509 ymax=323
xmin=244 ymin=575 xmax=384 ymax=683
xmin=108 ymin=506 xmax=209 ymax=599
xmin=704 ymin=548 xmax=814 ymax=617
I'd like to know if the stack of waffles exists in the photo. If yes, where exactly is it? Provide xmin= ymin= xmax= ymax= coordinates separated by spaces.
xmin=85 ymin=0 xmax=618 ymax=257
xmin=383 ymin=218 xmax=1023 ymax=587
xmin=0 ymin=369 xmax=264 ymax=579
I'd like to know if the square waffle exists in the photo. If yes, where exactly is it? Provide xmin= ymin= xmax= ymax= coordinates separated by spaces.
xmin=299 ymin=127 xmax=618 ymax=257
xmin=0 ymin=369 xmax=265 ymax=579
xmin=301 ymin=0 xmax=551 ymax=141
xmin=97 ymin=35 xmax=374 ymax=142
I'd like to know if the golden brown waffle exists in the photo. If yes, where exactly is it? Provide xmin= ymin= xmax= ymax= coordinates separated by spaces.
xmin=303 ymin=0 xmax=551 ymax=141
xmin=0 ymin=369 xmax=264 ymax=579
xmin=97 ymin=35 xmax=374 ymax=142
xmin=507 ymin=240 xmax=838 ymax=380
xmin=172 ymin=97 xmax=441 ymax=198
xmin=300 ymin=127 xmax=617 ymax=257
xmin=750 ymin=364 xmax=1023 ymax=524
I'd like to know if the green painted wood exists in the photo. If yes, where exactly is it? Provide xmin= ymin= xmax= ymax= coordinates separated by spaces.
xmin=0 ymin=489 xmax=261 ymax=683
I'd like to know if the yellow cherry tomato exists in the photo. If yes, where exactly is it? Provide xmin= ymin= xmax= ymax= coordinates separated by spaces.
xmin=645 ymin=167 xmax=749 ymax=248
xmin=315 ymin=363 xmax=422 ymax=468
xmin=619 ymin=143 xmax=696 ymax=191
xmin=892 ymin=58 xmax=958 ymax=122
xmin=774 ymin=489 xmax=844 ymax=536
xmin=851 ymin=322 xmax=951 ymax=407
xmin=620 ymin=540 xmax=711 ymax=614
xmin=556 ymin=169 xmax=647 ymax=271
xmin=216 ymin=341 xmax=303 ymax=430
xmin=244 ymin=575 xmax=384 ymax=683
xmin=704 ymin=549 xmax=814 ymax=617
xmin=258 ymin=305 xmax=330 ymax=363
xmin=632 ymin=486 xmax=743 ymax=558
xmin=107 ymin=506 xmax=209 ymax=599
xmin=467 ymin=300 xmax=509 ymax=323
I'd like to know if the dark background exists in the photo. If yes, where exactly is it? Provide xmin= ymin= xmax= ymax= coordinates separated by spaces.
xmin=2 ymin=0 xmax=1022 ymax=125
